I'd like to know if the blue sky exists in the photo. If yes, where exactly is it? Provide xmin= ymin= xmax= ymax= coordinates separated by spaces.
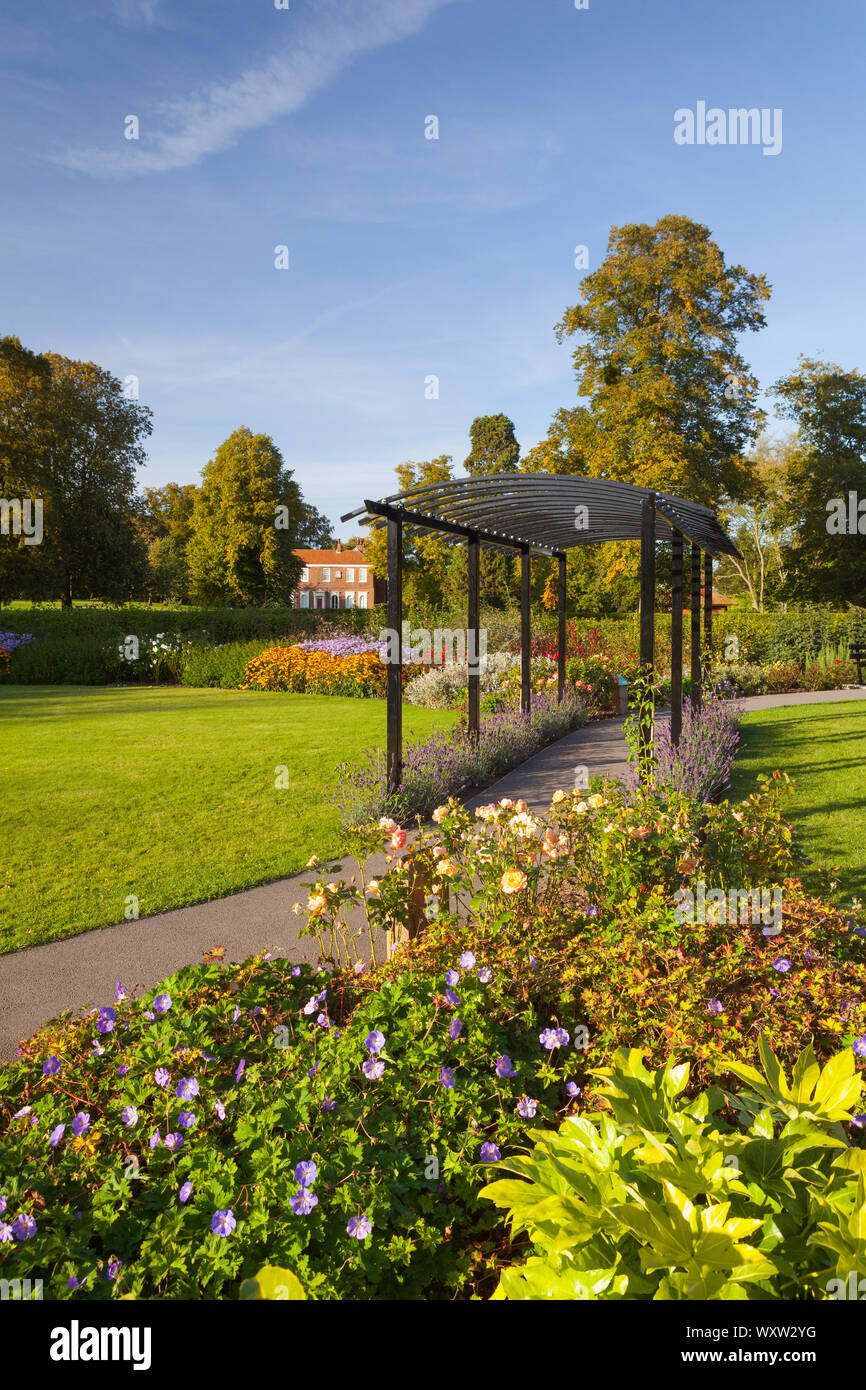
xmin=2 ymin=0 xmax=864 ymax=530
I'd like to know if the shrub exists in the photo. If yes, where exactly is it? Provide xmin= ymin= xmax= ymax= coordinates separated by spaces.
xmin=181 ymin=641 xmax=268 ymax=689
xmin=404 ymin=652 xmax=518 ymax=710
xmin=647 ymin=688 xmax=742 ymax=803
xmin=481 ymin=1038 xmax=866 ymax=1300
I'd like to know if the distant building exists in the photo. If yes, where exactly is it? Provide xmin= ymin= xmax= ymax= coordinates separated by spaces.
xmin=293 ymin=540 xmax=385 ymax=611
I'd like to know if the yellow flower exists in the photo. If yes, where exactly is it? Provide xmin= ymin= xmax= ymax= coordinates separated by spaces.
xmin=551 ymin=790 xmax=566 ymax=804
xmin=588 ymin=794 xmax=607 ymax=810
xmin=501 ymin=869 xmax=528 ymax=894
xmin=435 ymin=859 xmax=458 ymax=877
xmin=575 ymin=801 xmax=588 ymax=815
xmin=307 ymin=893 xmax=327 ymax=915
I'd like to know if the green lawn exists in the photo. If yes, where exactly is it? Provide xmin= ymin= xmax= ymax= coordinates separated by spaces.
xmin=728 ymin=699 xmax=866 ymax=906
xmin=0 ymin=686 xmax=458 ymax=954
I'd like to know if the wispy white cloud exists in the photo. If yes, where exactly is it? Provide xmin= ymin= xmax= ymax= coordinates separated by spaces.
xmin=62 ymin=0 xmax=461 ymax=176
xmin=111 ymin=0 xmax=165 ymax=28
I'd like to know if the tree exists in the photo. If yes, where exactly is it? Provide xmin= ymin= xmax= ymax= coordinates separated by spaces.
xmin=296 ymin=503 xmax=335 ymax=549
xmin=715 ymin=435 xmax=793 ymax=610
xmin=364 ymin=456 xmax=456 ymax=611
xmin=464 ymin=414 xmax=520 ymax=475
xmin=135 ymin=483 xmax=198 ymax=603
xmin=771 ymin=358 xmax=866 ymax=604
xmin=0 ymin=336 xmax=152 ymax=607
xmin=545 ymin=214 xmax=769 ymax=504
xmin=186 ymin=427 xmax=304 ymax=606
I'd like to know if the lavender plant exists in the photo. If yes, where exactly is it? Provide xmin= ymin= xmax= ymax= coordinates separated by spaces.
xmin=648 ymin=689 xmax=743 ymax=803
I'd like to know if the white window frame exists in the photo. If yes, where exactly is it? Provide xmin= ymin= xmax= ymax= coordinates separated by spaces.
xmin=346 ymin=567 xmax=355 ymax=581
xmin=344 ymin=591 xmax=354 ymax=608
xmin=358 ymin=568 xmax=368 ymax=583
xmin=301 ymin=566 xmax=309 ymax=583
xmin=321 ymin=567 xmax=330 ymax=582
xmin=299 ymin=591 xmax=309 ymax=609
xmin=357 ymin=591 xmax=367 ymax=609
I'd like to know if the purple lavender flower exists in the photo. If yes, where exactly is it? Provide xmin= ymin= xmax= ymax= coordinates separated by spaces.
xmin=49 ymin=1123 xmax=66 ymax=1147
xmin=516 ymin=1096 xmax=538 ymax=1119
xmin=179 ymin=1182 xmax=193 ymax=1204
xmin=346 ymin=1214 xmax=372 ymax=1240
xmin=495 ymin=1055 xmax=517 ymax=1078
xmin=71 ymin=1112 xmax=90 ymax=1137
xmin=154 ymin=1067 xmax=170 ymax=1088
xmin=291 ymin=1188 xmax=318 ymax=1215
xmin=43 ymin=1056 xmax=61 ymax=1076
xmin=121 ymin=1106 xmax=138 ymax=1128
xmin=364 ymin=1030 xmax=386 ymax=1053
xmin=449 ymin=1017 xmax=463 ymax=1040
xmin=363 ymin=1057 xmax=385 ymax=1081
xmin=480 ymin=1142 xmax=501 ymax=1163
xmin=211 ymin=1209 xmax=236 ymax=1238
xmin=152 ymin=993 xmax=172 ymax=1015
xmin=11 ymin=1214 xmax=37 ymax=1240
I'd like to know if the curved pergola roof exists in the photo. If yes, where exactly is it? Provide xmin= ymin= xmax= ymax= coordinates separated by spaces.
xmin=343 ymin=473 xmax=741 ymax=559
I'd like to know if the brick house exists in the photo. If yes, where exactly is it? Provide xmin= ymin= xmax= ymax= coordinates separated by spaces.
xmin=292 ymin=540 xmax=385 ymax=611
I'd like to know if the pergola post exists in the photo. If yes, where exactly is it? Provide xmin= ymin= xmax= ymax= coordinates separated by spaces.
xmin=703 ymin=551 xmax=714 ymax=684
xmin=467 ymin=532 xmax=480 ymax=741
xmin=386 ymin=514 xmax=403 ymax=793
xmin=670 ymin=531 xmax=684 ymax=747
xmin=690 ymin=542 xmax=702 ymax=713
xmin=639 ymin=493 xmax=656 ymax=774
xmin=520 ymin=547 xmax=531 ymax=715
xmin=557 ymin=554 xmax=567 ymax=704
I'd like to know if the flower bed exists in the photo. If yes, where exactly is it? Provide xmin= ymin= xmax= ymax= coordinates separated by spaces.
xmin=242 ymin=645 xmax=398 ymax=698
xmin=2 ymin=774 xmax=864 ymax=1301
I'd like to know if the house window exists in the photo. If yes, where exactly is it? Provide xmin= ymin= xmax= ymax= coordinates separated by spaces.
xmin=322 ymin=567 xmax=330 ymax=582
xmin=301 ymin=566 xmax=309 ymax=583
xmin=330 ymin=592 xmax=340 ymax=608
xmin=299 ymin=592 xmax=309 ymax=609
xmin=358 ymin=568 xmax=367 ymax=583
xmin=346 ymin=567 xmax=355 ymax=581
xmin=335 ymin=570 xmax=342 ymax=579
xmin=344 ymin=591 xmax=354 ymax=608
xmin=357 ymin=592 xmax=367 ymax=609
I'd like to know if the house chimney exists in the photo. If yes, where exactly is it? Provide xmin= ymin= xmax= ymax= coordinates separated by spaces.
xmin=336 ymin=539 xmax=342 ymax=552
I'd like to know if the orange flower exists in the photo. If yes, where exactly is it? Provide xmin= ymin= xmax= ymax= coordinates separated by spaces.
xmin=501 ymin=869 xmax=527 ymax=894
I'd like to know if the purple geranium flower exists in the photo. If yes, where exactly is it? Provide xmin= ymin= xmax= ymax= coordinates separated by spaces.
xmin=107 ymin=1259 xmax=121 ymax=1280
xmin=854 ymin=1036 xmax=866 ymax=1058
xmin=11 ymin=1214 xmax=37 ymax=1240
xmin=177 ymin=1111 xmax=196 ymax=1129
xmin=444 ymin=989 xmax=460 ymax=1008
xmin=364 ymin=1030 xmax=386 ymax=1054
xmin=346 ymin=1214 xmax=372 ymax=1240
xmin=294 ymin=1159 xmax=318 ymax=1187
xmin=458 ymin=951 xmax=476 ymax=969
xmin=516 ymin=1096 xmax=538 ymax=1120
xmin=115 ymin=981 xmax=127 ymax=1002
xmin=117 ymin=1065 xmax=130 ymax=1076
xmin=477 ymin=966 xmax=493 ymax=983
xmin=445 ymin=970 xmax=460 ymax=988
xmin=154 ymin=1067 xmax=170 ymax=1088
xmin=362 ymin=1057 xmax=385 ymax=1081
xmin=291 ymin=1188 xmax=318 ymax=1215
xmin=71 ymin=1112 xmax=90 ymax=1137
xmin=440 ymin=1066 xmax=455 ymax=1089
xmin=211 ymin=1209 xmax=236 ymax=1238
xmin=149 ymin=1129 xmax=161 ymax=1150
xmin=495 ymin=1055 xmax=517 ymax=1078
xmin=565 ymin=1081 xmax=581 ymax=1098
xmin=49 ymin=1123 xmax=66 ymax=1148
xmin=235 ymin=1059 xmax=246 ymax=1084
xmin=96 ymin=1017 xmax=114 ymax=1035
xmin=176 ymin=1078 xmax=199 ymax=1101
xmin=121 ymin=1106 xmax=138 ymax=1128
xmin=707 ymin=998 xmax=723 ymax=1015
xmin=540 ymin=1027 xmax=569 ymax=1049
xmin=43 ymin=1056 xmax=61 ymax=1076
xmin=480 ymin=1142 xmax=501 ymax=1163
xmin=0 ymin=1223 xmax=13 ymax=1244
xmin=153 ymin=994 xmax=172 ymax=1015
xmin=164 ymin=1132 xmax=184 ymax=1151
xmin=213 ymin=1099 xmax=226 ymax=1120
xmin=179 ymin=1182 xmax=193 ymax=1204
xmin=449 ymin=1017 xmax=463 ymax=1040
xmin=773 ymin=958 xmax=791 ymax=973
xmin=322 ymin=1097 xmax=337 ymax=1113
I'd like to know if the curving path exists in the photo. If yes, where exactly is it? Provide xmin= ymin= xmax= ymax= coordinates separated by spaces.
xmin=1 ymin=687 xmax=864 ymax=1060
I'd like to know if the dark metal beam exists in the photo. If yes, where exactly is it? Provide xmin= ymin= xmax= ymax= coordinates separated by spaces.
xmin=520 ymin=548 xmax=531 ymax=715
xmin=467 ymin=533 xmax=480 ymax=741
xmin=557 ymin=554 xmax=567 ymax=704
xmin=670 ymin=530 xmax=683 ymax=746
xmin=690 ymin=543 xmax=702 ymax=713
xmin=386 ymin=516 xmax=403 ymax=793
xmin=361 ymin=498 xmax=559 ymax=557
xmin=704 ymin=550 xmax=714 ymax=682
xmin=639 ymin=494 xmax=656 ymax=774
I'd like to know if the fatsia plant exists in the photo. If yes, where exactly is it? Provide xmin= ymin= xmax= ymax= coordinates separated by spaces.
xmin=480 ymin=1038 xmax=864 ymax=1300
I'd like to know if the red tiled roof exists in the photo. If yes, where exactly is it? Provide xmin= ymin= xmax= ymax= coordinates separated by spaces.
xmin=294 ymin=549 xmax=366 ymax=563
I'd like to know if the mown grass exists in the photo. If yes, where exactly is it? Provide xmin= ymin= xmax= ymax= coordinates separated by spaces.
xmin=728 ymin=699 xmax=866 ymax=906
xmin=0 ymin=686 xmax=457 ymax=954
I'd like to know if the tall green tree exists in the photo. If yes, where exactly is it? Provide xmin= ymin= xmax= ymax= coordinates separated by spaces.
xmin=135 ymin=482 xmax=198 ymax=603
xmin=186 ymin=427 xmax=304 ymax=606
xmin=772 ymin=358 xmax=866 ymax=603
xmin=715 ymin=434 xmax=794 ymax=611
xmin=0 ymin=336 xmax=152 ymax=606
xmin=464 ymin=414 xmax=520 ymax=475
xmin=364 ymin=456 xmax=456 ymax=611
xmin=526 ymin=215 xmax=769 ymax=504
xmin=296 ymin=503 xmax=335 ymax=549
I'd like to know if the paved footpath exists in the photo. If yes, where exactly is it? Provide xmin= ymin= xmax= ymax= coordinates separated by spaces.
xmin=2 ymin=687 xmax=864 ymax=1060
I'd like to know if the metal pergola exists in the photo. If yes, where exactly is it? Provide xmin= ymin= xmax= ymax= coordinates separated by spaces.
xmin=342 ymin=474 xmax=741 ymax=791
